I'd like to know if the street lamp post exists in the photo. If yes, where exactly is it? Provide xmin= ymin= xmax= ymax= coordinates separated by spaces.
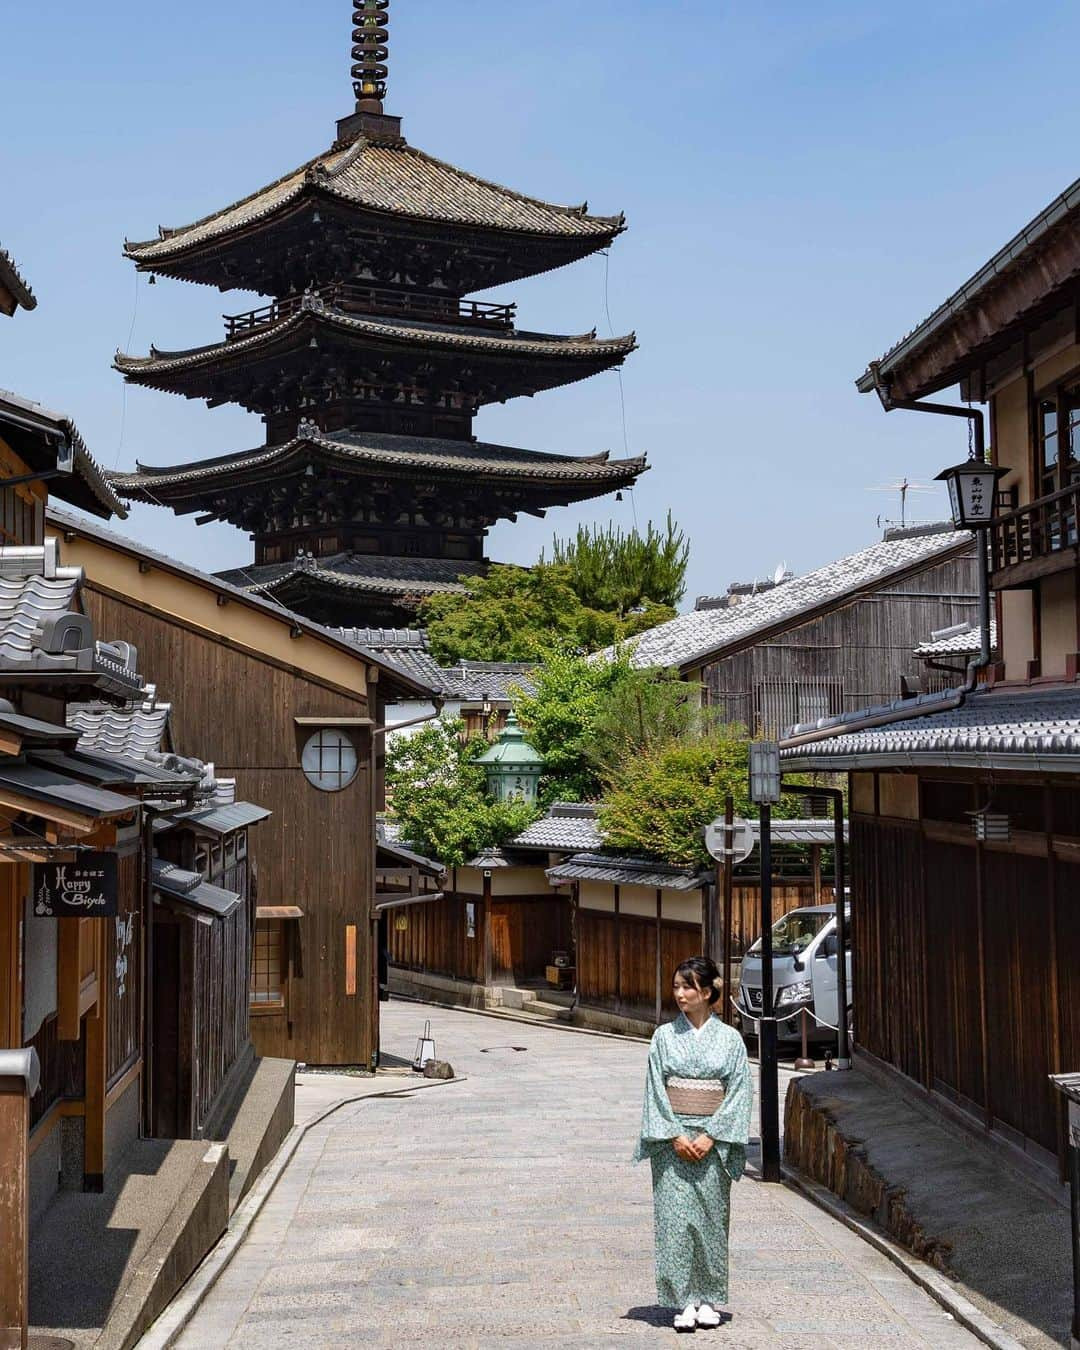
xmin=749 ymin=740 xmax=782 ymax=1183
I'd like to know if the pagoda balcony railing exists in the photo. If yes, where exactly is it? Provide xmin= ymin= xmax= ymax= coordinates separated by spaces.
xmin=989 ymin=478 xmax=1080 ymax=586
xmin=223 ymin=285 xmax=516 ymax=340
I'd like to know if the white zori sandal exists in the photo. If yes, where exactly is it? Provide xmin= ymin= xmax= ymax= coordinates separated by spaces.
xmin=696 ymin=1302 xmax=722 ymax=1328
xmin=674 ymin=1303 xmax=697 ymax=1332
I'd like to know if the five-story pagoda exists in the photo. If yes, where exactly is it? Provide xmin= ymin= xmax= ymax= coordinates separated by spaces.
xmin=112 ymin=3 xmax=645 ymax=626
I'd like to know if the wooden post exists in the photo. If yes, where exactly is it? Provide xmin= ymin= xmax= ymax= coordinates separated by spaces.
xmin=84 ymin=917 xmax=108 ymax=1192
xmin=482 ymin=872 xmax=493 ymax=994
xmin=613 ymin=885 xmax=621 ymax=1012
xmin=974 ymin=830 xmax=992 ymax=1133
xmin=0 ymin=1074 xmax=28 ymax=1350
xmin=654 ymin=889 xmax=663 ymax=1026
xmin=811 ymin=843 xmax=822 ymax=904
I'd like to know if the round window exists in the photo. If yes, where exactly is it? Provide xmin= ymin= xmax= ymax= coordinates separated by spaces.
xmin=301 ymin=729 xmax=358 ymax=792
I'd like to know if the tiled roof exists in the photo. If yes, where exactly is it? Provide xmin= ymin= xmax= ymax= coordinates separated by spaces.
xmin=336 ymin=627 xmax=536 ymax=700
xmin=114 ymin=303 xmax=635 ymax=378
xmin=219 ymin=554 xmax=487 ymax=601
xmin=914 ymin=620 xmax=997 ymax=659
xmin=611 ymin=527 xmax=972 ymax=672
xmin=0 ymin=248 xmax=36 ymax=313
xmin=152 ymin=858 xmax=242 ymax=918
xmin=0 ymin=760 xmax=135 ymax=820
xmin=438 ymin=662 xmax=536 ymax=701
xmin=67 ymin=700 xmax=170 ymax=758
xmin=512 ymin=811 xmax=603 ymax=852
xmin=339 ymin=629 xmax=445 ymax=690
xmin=110 ymin=429 xmax=645 ymax=498
xmin=0 ymin=389 xmax=125 ymax=519
xmin=0 ymin=544 xmax=140 ymax=694
xmin=174 ymin=800 xmax=273 ymax=835
xmin=546 ymin=852 xmax=708 ymax=891
xmin=124 ymin=136 xmax=624 ymax=264
xmin=779 ymin=685 xmax=1080 ymax=771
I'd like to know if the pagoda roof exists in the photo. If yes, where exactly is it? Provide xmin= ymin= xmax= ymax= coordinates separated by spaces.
xmin=110 ymin=428 xmax=646 ymax=505
xmin=124 ymin=134 xmax=624 ymax=270
xmin=0 ymin=247 xmax=36 ymax=315
xmin=115 ymin=302 xmax=635 ymax=384
xmin=217 ymin=553 xmax=486 ymax=603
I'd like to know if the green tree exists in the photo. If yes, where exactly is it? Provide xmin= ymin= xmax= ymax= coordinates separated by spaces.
xmin=511 ymin=650 xmax=631 ymax=804
xmin=546 ymin=512 xmax=689 ymax=615
xmin=598 ymin=729 xmax=807 ymax=867
xmin=420 ymin=564 xmax=675 ymax=664
xmin=386 ymin=718 xmax=538 ymax=865
xmin=588 ymin=664 xmax=698 ymax=783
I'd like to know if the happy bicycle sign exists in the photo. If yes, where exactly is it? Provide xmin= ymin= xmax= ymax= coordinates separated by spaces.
xmin=33 ymin=853 xmax=118 ymax=918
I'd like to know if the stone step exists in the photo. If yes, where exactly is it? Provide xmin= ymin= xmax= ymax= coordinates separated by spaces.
xmin=520 ymin=997 xmax=575 ymax=1022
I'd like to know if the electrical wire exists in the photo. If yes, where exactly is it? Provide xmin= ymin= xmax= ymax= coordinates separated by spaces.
xmin=114 ymin=270 xmax=141 ymax=467
xmin=602 ymin=250 xmax=638 ymax=528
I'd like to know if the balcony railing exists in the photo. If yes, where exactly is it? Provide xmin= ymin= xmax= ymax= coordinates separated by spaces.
xmin=223 ymin=285 xmax=516 ymax=341
xmin=989 ymin=479 xmax=1080 ymax=581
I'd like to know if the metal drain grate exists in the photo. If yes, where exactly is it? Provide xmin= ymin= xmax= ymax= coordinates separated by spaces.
xmin=479 ymin=1045 xmax=528 ymax=1054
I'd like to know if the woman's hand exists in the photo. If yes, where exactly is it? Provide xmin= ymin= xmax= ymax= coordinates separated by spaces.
xmin=672 ymin=1135 xmax=697 ymax=1161
xmin=690 ymin=1133 xmax=715 ymax=1160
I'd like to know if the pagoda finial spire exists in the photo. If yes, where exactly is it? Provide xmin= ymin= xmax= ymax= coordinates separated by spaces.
xmin=352 ymin=1 xmax=390 ymax=113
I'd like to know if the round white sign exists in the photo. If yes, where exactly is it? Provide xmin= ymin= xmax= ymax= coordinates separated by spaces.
xmin=704 ymin=817 xmax=755 ymax=864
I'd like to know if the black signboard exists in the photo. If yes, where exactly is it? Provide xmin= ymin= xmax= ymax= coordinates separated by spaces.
xmin=32 ymin=853 xmax=118 ymax=918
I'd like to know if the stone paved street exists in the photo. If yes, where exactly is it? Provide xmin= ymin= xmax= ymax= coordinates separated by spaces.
xmin=175 ymin=1003 xmax=983 ymax=1348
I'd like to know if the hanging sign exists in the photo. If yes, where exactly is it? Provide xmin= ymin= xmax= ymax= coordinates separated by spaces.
xmin=32 ymin=853 xmax=118 ymax=918
xmin=704 ymin=817 xmax=755 ymax=865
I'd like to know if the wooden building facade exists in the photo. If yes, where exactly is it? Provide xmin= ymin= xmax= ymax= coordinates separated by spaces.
xmin=782 ymin=162 xmax=1080 ymax=1185
xmin=622 ymin=525 xmax=981 ymax=733
xmin=49 ymin=509 xmax=433 ymax=1070
xmin=386 ymin=806 xmax=837 ymax=1031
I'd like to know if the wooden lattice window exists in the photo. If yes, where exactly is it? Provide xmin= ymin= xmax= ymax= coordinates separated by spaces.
xmin=250 ymin=919 xmax=285 ymax=1009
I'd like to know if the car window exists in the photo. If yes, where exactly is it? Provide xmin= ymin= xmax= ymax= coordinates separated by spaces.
xmin=748 ymin=911 xmax=831 ymax=957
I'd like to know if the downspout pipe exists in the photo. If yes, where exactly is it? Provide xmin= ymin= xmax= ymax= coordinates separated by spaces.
xmin=867 ymin=362 xmax=994 ymax=698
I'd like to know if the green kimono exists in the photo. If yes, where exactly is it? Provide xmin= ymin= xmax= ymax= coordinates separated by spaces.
xmin=634 ymin=1013 xmax=753 ymax=1309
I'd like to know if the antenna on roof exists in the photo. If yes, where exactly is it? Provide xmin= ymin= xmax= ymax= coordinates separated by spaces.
xmin=772 ymin=562 xmax=787 ymax=586
xmin=866 ymin=477 xmax=933 ymax=529
xmin=352 ymin=1 xmax=390 ymax=114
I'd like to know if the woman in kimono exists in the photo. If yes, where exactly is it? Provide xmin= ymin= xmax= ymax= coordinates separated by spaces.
xmin=634 ymin=955 xmax=753 ymax=1332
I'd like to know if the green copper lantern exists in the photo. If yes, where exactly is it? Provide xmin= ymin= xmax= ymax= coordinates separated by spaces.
xmin=476 ymin=714 xmax=544 ymax=805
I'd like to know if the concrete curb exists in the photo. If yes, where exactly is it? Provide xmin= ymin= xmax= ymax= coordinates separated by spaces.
xmin=780 ymin=1163 xmax=1029 ymax=1350
xmin=135 ymin=1075 xmax=465 ymax=1349
xmin=390 ymin=991 xmax=652 ymax=1044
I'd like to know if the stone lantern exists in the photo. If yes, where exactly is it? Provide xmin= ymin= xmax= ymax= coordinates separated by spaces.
xmin=476 ymin=713 xmax=543 ymax=805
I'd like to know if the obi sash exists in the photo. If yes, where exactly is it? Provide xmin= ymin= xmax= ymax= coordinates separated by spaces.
xmin=666 ymin=1075 xmax=726 ymax=1116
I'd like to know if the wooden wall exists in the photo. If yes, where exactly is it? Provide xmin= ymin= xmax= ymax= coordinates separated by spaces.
xmin=390 ymin=893 xmax=482 ymax=985
xmin=388 ymin=891 xmax=571 ymax=987
xmin=852 ymin=771 xmax=1080 ymax=1171
xmin=105 ymin=852 xmax=142 ymax=1088
xmin=152 ymin=898 xmax=249 ymax=1138
xmin=701 ymin=549 xmax=978 ymax=734
xmin=82 ymin=585 xmax=377 ymax=1068
xmin=577 ymin=909 xmax=702 ymax=1020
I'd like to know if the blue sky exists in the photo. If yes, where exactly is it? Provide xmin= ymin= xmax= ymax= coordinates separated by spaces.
xmin=1 ymin=0 xmax=1074 ymax=606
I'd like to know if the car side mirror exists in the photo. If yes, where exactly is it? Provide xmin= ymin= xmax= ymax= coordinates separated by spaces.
xmin=820 ymin=932 xmax=839 ymax=959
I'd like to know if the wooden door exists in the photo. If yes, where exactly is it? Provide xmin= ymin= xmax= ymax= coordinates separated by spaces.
xmin=488 ymin=905 xmax=515 ymax=985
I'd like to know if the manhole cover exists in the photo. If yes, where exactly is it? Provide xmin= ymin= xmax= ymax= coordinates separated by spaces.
xmin=479 ymin=1045 xmax=528 ymax=1054
xmin=28 ymin=1337 xmax=76 ymax=1350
